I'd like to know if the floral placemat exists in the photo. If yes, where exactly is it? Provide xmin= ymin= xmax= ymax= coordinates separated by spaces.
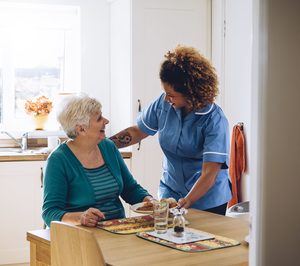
xmin=97 ymin=215 xmax=156 ymax=234
xmin=136 ymin=230 xmax=240 ymax=252
xmin=97 ymin=215 xmax=189 ymax=234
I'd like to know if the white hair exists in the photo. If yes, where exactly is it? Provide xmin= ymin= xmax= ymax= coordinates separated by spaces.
xmin=57 ymin=94 xmax=102 ymax=139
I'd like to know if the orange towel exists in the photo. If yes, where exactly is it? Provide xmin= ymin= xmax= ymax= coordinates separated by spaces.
xmin=228 ymin=124 xmax=246 ymax=208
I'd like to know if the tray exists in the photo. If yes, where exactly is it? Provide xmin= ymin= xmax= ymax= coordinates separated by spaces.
xmin=136 ymin=229 xmax=240 ymax=252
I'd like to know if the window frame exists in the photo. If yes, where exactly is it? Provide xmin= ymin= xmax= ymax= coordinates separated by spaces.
xmin=0 ymin=2 xmax=81 ymax=132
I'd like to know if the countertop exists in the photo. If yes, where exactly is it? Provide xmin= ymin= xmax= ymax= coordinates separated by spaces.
xmin=0 ymin=137 xmax=132 ymax=162
xmin=0 ymin=149 xmax=132 ymax=162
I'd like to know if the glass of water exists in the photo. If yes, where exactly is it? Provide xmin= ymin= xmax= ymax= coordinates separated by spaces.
xmin=153 ymin=200 xmax=169 ymax=234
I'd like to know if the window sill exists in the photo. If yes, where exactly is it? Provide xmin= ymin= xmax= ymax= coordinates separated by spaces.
xmin=0 ymin=130 xmax=66 ymax=139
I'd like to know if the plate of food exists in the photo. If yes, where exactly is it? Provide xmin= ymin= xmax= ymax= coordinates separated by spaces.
xmin=130 ymin=201 xmax=153 ymax=214
xmin=130 ymin=198 xmax=178 ymax=214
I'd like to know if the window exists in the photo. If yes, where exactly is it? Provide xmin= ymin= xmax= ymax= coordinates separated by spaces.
xmin=0 ymin=3 xmax=81 ymax=131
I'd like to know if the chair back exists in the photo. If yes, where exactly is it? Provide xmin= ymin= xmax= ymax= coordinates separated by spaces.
xmin=51 ymin=221 xmax=106 ymax=266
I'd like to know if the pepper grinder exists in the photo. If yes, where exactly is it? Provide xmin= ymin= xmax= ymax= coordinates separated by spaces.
xmin=172 ymin=208 xmax=187 ymax=237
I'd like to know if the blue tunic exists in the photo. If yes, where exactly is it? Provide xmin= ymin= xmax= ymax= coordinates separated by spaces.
xmin=137 ymin=93 xmax=232 ymax=210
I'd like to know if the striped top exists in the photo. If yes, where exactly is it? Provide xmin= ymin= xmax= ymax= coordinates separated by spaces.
xmin=84 ymin=164 xmax=121 ymax=220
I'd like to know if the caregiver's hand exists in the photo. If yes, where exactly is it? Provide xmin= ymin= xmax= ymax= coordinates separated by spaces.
xmin=177 ymin=197 xmax=192 ymax=209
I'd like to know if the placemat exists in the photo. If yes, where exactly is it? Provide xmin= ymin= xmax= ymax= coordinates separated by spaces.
xmin=136 ymin=229 xmax=240 ymax=252
xmin=97 ymin=215 xmax=156 ymax=234
xmin=97 ymin=215 xmax=190 ymax=234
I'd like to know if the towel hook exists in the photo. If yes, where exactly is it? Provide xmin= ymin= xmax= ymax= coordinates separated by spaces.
xmin=237 ymin=122 xmax=244 ymax=130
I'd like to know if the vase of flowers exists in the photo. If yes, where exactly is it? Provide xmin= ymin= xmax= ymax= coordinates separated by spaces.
xmin=25 ymin=96 xmax=53 ymax=130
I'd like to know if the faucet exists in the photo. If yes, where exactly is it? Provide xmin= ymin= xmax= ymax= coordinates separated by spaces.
xmin=0 ymin=131 xmax=28 ymax=151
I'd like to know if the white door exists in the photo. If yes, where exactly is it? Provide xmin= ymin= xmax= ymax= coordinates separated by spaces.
xmin=130 ymin=0 xmax=212 ymax=198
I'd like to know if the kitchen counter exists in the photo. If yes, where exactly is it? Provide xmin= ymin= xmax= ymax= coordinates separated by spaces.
xmin=0 ymin=153 xmax=48 ymax=162
xmin=0 ymin=149 xmax=132 ymax=162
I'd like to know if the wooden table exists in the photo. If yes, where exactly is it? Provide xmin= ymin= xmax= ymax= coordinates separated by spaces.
xmin=27 ymin=209 xmax=249 ymax=266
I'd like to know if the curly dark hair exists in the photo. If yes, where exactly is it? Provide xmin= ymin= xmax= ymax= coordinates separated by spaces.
xmin=159 ymin=45 xmax=219 ymax=110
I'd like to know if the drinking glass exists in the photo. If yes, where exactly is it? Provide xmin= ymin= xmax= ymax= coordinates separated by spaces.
xmin=153 ymin=200 xmax=169 ymax=234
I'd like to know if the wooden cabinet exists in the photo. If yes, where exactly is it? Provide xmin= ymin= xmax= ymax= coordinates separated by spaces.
xmin=0 ymin=161 xmax=45 ymax=264
xmin=110 ymin=0 xmax=211 ymax=197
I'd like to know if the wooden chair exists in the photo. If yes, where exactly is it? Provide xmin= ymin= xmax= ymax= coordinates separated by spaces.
xmin=50 ymin=221 xmax=107 ymax=266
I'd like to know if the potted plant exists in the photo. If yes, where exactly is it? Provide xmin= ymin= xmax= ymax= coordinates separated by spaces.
xmin=25 ymin=96 xmax=53 ymax=130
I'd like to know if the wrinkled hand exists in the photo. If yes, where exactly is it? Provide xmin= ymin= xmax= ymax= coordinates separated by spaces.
xmin=80 ymin=207 xmax=105 ymax=227
xmin=142 ymin=196 xmax=154 ymax=202
xmin=177 ymin=197 xmax=192 ymax=209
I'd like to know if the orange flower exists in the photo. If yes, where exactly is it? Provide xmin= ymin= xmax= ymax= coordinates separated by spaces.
xmin=25 ymin=96 xmax=53 ymax=116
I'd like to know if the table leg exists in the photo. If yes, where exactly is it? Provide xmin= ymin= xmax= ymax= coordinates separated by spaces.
xmin=30 ymin=242 xmax=37 ymax=266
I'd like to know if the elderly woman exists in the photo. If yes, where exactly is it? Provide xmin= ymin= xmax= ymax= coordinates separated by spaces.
xmin=42 ymin=95 xmax=152 ymax=227
xmin=110 ymin=45 xmax=231 ymax=215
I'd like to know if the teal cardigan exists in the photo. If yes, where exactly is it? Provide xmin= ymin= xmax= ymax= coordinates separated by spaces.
xmin=42 ymin=138 xmax=150 ymax=226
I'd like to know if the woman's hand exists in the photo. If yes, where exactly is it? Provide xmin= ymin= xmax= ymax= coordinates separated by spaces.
xmin=142 ymin=196 xmax=154 ymax=202
xmin=178 ymin=162 xmax=222 ymax=208
xmin=80 ymin=207 xmax=105 ymax=227
xmin=177 ymin=197 xmax=192 ymax=209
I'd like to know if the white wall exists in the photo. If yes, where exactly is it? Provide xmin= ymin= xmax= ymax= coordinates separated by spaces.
xmin=212 ymin=0 xmax=252 ymax=202
xmin=224 ymin=0 xmax=252 ymax=202
xmin=109 ymin=0 xmax=131 ymax=135
xmin=251 ymin=0 xmax=300 ymax=265
xmin=79 ymin=0 xmax=110 ymax=119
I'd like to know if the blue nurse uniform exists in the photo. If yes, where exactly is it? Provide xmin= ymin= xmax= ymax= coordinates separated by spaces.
xmin=137 ymin=93 xmax=232 ymax=210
